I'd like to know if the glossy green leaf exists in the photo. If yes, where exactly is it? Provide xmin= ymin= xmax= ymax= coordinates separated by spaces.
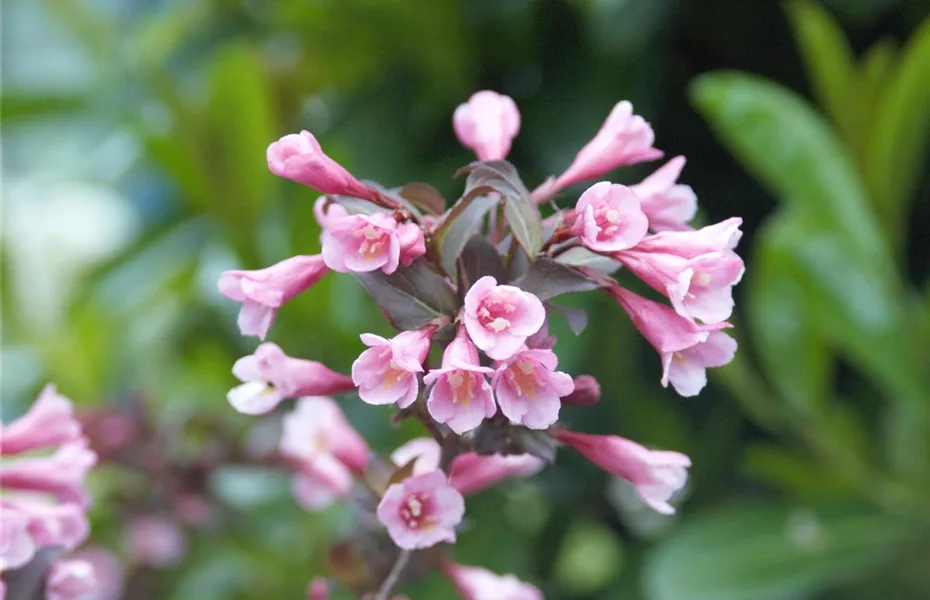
xmin=746 ymin=212 xmax=832 ymax=414
xmin=354 ymin=260 xmax=458 ymax=330
xmin=690 ymin=71 xmax=885 ymax=257
xmin=864 ymin=16 xmax=930 ymax=244
xmin=785 ymin=0 xmax=858 ymax=147
xmin=644 ymin=504 xmax=915 ymax=600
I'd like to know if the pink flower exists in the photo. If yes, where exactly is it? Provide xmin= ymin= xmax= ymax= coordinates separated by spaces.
xmin=571 ymin=182 xmax=648 ymax=252
xmin=552 ymin=101 xmax=662 ymax=191
xmin=453 ymin=90 xmax=521 ymax=161
xmin=67 ymin=547 xmax=124 ymax=600
xmin=308 ymin=578 xmax=329 ymax=600
xmin=0 ymin=440 xmax=97 ymax=507
xmin=5 ymin=499 xmax=89 ymax=553
xmin=376 ymin=470 xmax=465 ymax=550
xmin=227 ymin=343 xmax=354 ymax=415
xmin=493 ymin=348 xmax=574 ymax=429
xmin=124 ymin=516 xmax=186 ymax=567
xmin=608 ymin=286 xmax=736 ymax=396
xmin=313 ymin=196 xmax=349 ymax=231
xmin=46 ymin=559 xmax=97 ymax=600
xmin=322 ymin=213 xmax=425 ymax=274
xmin=441 ymin=560 xmax=543 ymax=600
xmin=630 ymin=157 xmax=698 ymax=232
xmin=280 ymin=397 xmax=369 ymax=474
xmin=352 ymin=328 xmax=433 ymax=408
xmin=218 ymin=255 xmax=329 ymax=340
xmin=449 ymin=453 xmax=544 ymax=496
xmin=290 ymin=457 xmax=353 ymax=510
xmin=561 ymin=375 xmax=601 ymax=406
xmin=1 ymin=385 xmax=82 ymax=455
xmin=267 ymin=131 xmax=374 ymax=199
xmin=424 ymin=329 xmax=496 ymax=434
xmin=632 ymin=217 xmax=743 ymax=258
xmin=1 ymin=506 xmax=36 ymax=571
xmin=391 ymin=438 xmax=441 ymax=475
xmin=614 ymin=249 xmax=744 ymax=324
xmin=556 ymin=431 xmax=691 ymax=514
xmin=463 ymin=277 xmax=546 ymax=361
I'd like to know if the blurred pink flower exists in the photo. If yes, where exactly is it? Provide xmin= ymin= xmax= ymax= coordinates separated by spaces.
xmin=46 ymin=559 xmax=97 ymax=600
xmin=463 ymin=277 xmax=546 ymax=361
xmin=453 ymin=90 xmax=521 ymax=161
xmin=376 ymin=471 xmax=464 ymax=550
xmin=572 ymin=182 xmax=648 ymax=252
xmin=0 ymin=441 xmax=96 ymax=507
xmin=352 ymin=328 xmax=433 ymax=408
xmin=425 ymin=328 xmax=496 ymax=434
xmin=561 ymin=375 xmax=601 ymax=406
xmin=218 ymin=255 xmax=329 ymax=340
xmin=449 ymin=453 xmax=544 ymax=496
xmin=557 ymin=430 xmax=690 ymax=514
xmin=390 ymin=438 xmax=441 ymax=475
xmin=68 ymin=547 xmax=124 ymax=600
xmin=441 ymin=559 xmax=542 ymax=600
xmin=280 ymin=397 xmax=369 ymax=474
xmin=630 ymin=156 xmax=698 ymax=232
xmin=1 ymin=385 xmax=81 ymax=456
xmin=307 ymin=578 xmax=329 ymax=600
xmin=227 ymin=343 xmax=354 ymax=415
xmin=267 ymin=131 xmax=374 ymax=199
xmin=493 ymin=348 xmax=574 ymax=429
xmin=124 ymin=515 xmax=186 ymax=568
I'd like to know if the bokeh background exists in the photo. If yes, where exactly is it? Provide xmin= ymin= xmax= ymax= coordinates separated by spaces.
xmin=2 ymin=0 xmax=930 ymax=598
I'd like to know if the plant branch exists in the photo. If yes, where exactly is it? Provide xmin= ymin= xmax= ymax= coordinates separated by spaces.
xmin=373 ymin=549 xmax=411 ymax=600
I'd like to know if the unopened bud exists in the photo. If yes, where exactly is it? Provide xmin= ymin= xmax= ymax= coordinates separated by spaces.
xmin=561 ymin=375 xmax=600 ymax=406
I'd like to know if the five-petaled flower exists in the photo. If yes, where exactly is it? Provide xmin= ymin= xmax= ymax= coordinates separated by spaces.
xmin=352 ymin=328 xmax=434 ymax=408
xmin=376 ymin=470 xmax=465 ymax=550
xmin=322 ymin=212 xmax=425 ymax=275
xmin=424 ymin=328 xmax=497 ymax=434
xmin=572 ymin=181 xmax=649 ymax=252
xmin=463 ymin=276 xmax=546 ymax=361
xmin=493 ymin=347 xmax=574 ymax=429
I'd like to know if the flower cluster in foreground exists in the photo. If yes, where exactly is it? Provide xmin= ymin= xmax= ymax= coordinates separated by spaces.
xmin=220 ymin=89 xmax=743 ymax=598
xmin=0 ymin=386 xmax=105 ymax=600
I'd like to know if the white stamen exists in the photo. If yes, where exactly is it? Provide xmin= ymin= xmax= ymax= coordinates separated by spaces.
xmin=489 ymin=317 xmax=511 ymax=332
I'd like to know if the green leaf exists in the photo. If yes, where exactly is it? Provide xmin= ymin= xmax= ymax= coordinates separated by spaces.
xmin=553 ymin=520 xmax=624 ymax=594
xmin=690 ymin=71 xmax=885 ymax=258
xmin=513 ymin=258 xmax=598 ymax=301
xmin=354 ymin=260 xmax=458 ymax=330
xmin=852 ymin=39 xmax=896 ymax=163
xmin=864 ymin=16 xmax=930 ymax=245
xmin=644 ymin=504 xmax=916 ymax=600
xmin=785 ymin=0 xmax=859 ymax=148
xmin=746 ymin=213 xmax=832 ymax=414
xmin=399 ymin=182 xmax=447 ymax=215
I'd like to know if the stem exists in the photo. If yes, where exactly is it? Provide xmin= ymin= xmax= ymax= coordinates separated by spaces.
xmin=373 ymin=549 xmax=411 ymax=600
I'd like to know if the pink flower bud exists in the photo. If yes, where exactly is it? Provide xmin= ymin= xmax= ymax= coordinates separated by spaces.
xmin=630 ymin=156 xmax=697 ymax=232
xmin=571 ymin=182 xmax=649 ymax=252
xmin=124 ymin=515 xmax=186 ymax=567
xmin=424 ymin=328 xmax=496 ymax=434
xmin=463 ymin=276 xmax=546 ymax=361
xmin=448 ymin=453 xmax=544 ymax=496
xmin=440 ymin=559 xmax=543 ymax=600
xmin=322 ymin=213 xmax=420 ymax=274
xmin=493 ymin=348 xmax=574 ymax=429
xmin=46 ymin=559 xmax=97 ymax=600
xmin=227 ymin=343 xmax=355 ymax=415
xmin=267 ymin=131 xmax=374 ymax=199
xmin=556 ymin=430 xmax=690 ymax=514
xmin=614 ymin=247 xmax=744 ymax=324
xmin=632 ymin=217 xmax=743 ymax=258
xmin=608 ymin=286 xmax=736 ymax=397
xmin=0 ymin=440 xmax=96 ymax=507
xmin=280 ymin=397 xmax=369 ymax=475
xmin=376 ymin=470 xmax=465 ymax=550
xmin=218 ymin=255 xmax=329 ymax=340
xmin=307 ymin=578 xmax=329 ymax=600
xmin=453 ymin=90 xmax=521 ymax=161
xmin=561 ymin=375 xmax=600 ymax=406
xmin=352 ymin=328 xmax=433 ymax=408
xmin=1 ymin=385 xmax=81 ymax=455
xmin=553 ymin=101 xmax=662 ymax=191
xmin=390 ymin=438 xmax=441 ymax=475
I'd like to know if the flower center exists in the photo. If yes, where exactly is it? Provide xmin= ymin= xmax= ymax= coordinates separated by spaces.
xmin=506 ymin=360 xmax=542 ymax=398
xmin=447 ymin=370 xmax=475 ymax=406
xmin=693 ymin=271 xmax=712 ymax=287
xmin=378 ymin=358 xmax=407 ymax=388
xmin=399 ymin=493 xmax=435 ymax=529
xmin=594 ymin=206 xmax=622 ymax=239
xmin=355 ymin=225 xmax=388 ymax=258
xmin=477 ymin=291 xmax=518 ymax=333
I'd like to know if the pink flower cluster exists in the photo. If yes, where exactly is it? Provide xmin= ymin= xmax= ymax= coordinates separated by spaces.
xmin=217 ymin=88 xmax=744 ymax=598
xmin=0 ymin=385 xmax=106 ymax=600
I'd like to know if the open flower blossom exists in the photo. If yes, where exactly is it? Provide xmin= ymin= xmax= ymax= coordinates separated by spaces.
xmin=493 ymin=347 xmax=574 ymax=429
xmin=218 ymin=254 xmax=329 ymax=339
xmin=463 ymin=277 xmax=546 ymax=361
xmin=441 ymin=559 xmax=543 ymax=600
xmin=561 ymin=375 xmax=601 ymax=406
xmin=614 ymin=248 xmax=744 ymax=324
xmin=448 ymin=452 xmax=544 ymax=495
xmin=424 ymin=328 xmax=496 ymax=434
xmin=608 ymin=286 xmax=736 ymax=396
xmin=353 ymin=328 xmax=434 ymax=408
xmin=556 ymin=431 xmax=691 ymax=514
xmin=376 ymin=470 xmax=465 ymax=550
xmin=1 ymin=384 xmax=81 ymax=456
xmin=453 ymin=90 xmax=521 ymax=161
xmin=267 ymin=130 xmax=375 ymax=200
xmin=227 ymin=342 xmax=354 ymax=415
xmin=572 ymin=182 xmax=649 ymax=252
xmin=547 ymin=100 xmax=662 ymax=194
xmin=630 ymin=156 xmax=698 ymax=232
xmin=322 ymin=212 xmax=425 ymax=274
xmin=45 ymin=559 xmax=97 ymax=600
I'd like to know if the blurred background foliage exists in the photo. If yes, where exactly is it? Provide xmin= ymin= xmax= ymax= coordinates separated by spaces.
xmin=2 ymin=0 xmax=930 ymax=598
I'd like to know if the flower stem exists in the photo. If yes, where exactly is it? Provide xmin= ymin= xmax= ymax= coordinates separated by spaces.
xmin=373 ymin=549 xmax=411 ymax=600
